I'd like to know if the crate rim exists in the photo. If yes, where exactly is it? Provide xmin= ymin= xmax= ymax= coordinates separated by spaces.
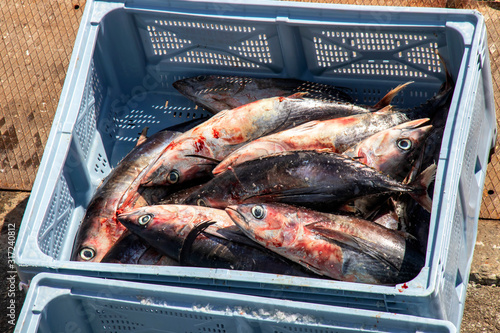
xmin=15 ymin=272 xmax=458 ymax=333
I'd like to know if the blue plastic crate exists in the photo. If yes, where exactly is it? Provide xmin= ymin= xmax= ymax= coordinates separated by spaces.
xmin=14 ymin=0 xmax=497 ymax=331
xmin=15 ymin=273 xmax=457 ymax=333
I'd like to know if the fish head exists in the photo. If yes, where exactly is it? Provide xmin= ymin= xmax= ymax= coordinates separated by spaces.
xmin=349 ymin=118 xmax=432 ymax=178
xmin=141 ymin=143 xmax=216 ymax=187
xmin=117 ymin=205 xmax=202 ymax=258
xmin=212 ymin=140 xmax=288 ymax=175
xmin=226 ymin=203 xmax=301 ymax=248
xmin=71 ymin=216 xmax=124 ymax=262
xmin=173 ymin=75 xmax=242 ymax=113
xmin=117 ymin=205 xmax=197 ymax=236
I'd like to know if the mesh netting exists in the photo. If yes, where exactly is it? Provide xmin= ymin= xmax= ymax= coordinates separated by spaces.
xmin=0 ymin=1 xmax=85 ymax=190
xmin=0 ymin=0 xmax=498 ymax=218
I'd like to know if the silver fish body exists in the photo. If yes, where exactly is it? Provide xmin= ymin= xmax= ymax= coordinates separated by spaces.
xmin=226 ymin=203 xmax=424 ymax=284
xmin=184 ymin=150 xmax=433 ymax=212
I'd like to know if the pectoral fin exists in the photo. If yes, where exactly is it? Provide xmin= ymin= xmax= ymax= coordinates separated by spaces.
xmin=306 ymin=222 xmax=400 ymax=272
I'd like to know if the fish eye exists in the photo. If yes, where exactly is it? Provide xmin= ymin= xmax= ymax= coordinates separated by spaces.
xmin=80 ymin=247 xmax=95 ymax=261
xmin=397 ymin=138 xmax=412 ymax=151
xmin=197 ymin=198 xmax=208 ymax=207
xmin=138 ymin=214 xmax=153 ymax=226
xmin=167 ymin=170 xmax=180 ymax=184
xmin=251 ymin=205 xmax=266 ymax=219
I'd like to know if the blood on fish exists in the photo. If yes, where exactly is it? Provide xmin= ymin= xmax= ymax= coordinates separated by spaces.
xmin=194 ymin=137 xmax=206 ymax=153
xmin=212 ymin=128 xmax=221 ymax=139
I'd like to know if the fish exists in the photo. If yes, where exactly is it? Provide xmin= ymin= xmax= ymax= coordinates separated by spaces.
xmin=101 ymin=231 xmax=179 ymax=266
xmin=226 ymin=203 xmax=424 ymax=284
xmin=157 ymin=184 xmax=205 ymax=205
xmin=338 ymin=119 xmax=433 ymax=218
xmin=183 ymin=150 xmax=436 ymax=212
xmin=140 ymin=92 xmax=380 ymax=187
xmin=343 ymin=118 xmax=433 ymax=180
xmin=71 ymin=117 xmax=207 ymax=263
xmin=395 ymin=53 xmax=454 ymax=123
xmin=141 ymin=81 xmax=414 ymax=188
xmin=117 ymin=204 xmax=321 ymax=277
xmin=173 ymin=75 xmax=355 ymax=114
xmin=100 ymin=231 xmax=151 ymax=264
xmin=212 ymin=107 xmax=413 ymax=175
xmin=71 ymin=129 xmax=183 ymax=262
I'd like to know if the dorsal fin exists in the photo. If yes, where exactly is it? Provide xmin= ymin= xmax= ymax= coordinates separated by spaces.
xmin=372 ymin=81 xmax=414 ymax=111
xmin=436 ymin=51 xmax=454 ymax=96
xmin=136 ymin=127 xmax=149 ymax=147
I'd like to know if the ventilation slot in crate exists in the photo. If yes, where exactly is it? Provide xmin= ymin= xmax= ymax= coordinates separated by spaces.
xmin=137 ymin=15 xmax=281 ymax=72
xmin=305 ymin=28 xmax=445 ymax=81
xmin=38 ymin=175 xmax=74 ymax=259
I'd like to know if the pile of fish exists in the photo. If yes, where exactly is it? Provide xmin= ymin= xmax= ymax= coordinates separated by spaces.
xmin=71 ymin=69 xmax=454 ymax=285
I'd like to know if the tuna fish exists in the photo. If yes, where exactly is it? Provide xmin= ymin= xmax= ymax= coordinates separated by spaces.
xmin=173 ymin=75 xmax=354 ymax=114
xmin=226 ymin=203 xmax=424 ymax=284
xmin=183 ymin=150 xmax=436 ymax=212
xmin=140 ymin=93 xmax=376 ymax=187
xmin=343 ymin=118 xmax=433 ymax=180
xmin=71 ymin=129 xmax=182 ymax=262
xmin=117 ymin=204 xmax=321 ymax=277
xmin=212 ymin=107 xmax=412 ymax=175
xmin=71 ymin=118 xmax=205 ymax=262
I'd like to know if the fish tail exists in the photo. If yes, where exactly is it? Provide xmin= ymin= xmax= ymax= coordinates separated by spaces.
xmin=436 ymin=51 xmax=454 ymax=95
xmin=408 ymin=163 xmax=437 ymax=212
xmin=372 ymin=81 xmax=414 ymax=111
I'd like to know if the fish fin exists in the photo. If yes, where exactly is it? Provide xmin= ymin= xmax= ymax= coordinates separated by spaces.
xmin=372 ymin=81 xmax=414 ymax=111
xmin=287 ymin=92 xmax=309 ymax=99
xmin=288 ymin=120 xmax=322 ymax=133
xmin=202 ymin=225 xmax=259 ymax=247
xmin=136 ymin=127 xmax=149 ymax=147
xmin=403 ymin=144 xmax=426 ymax=184
xmin=395 ymin=229 xmax=418 ymax=242
xmin=408 ymin=163 xmax=437 ymax=213
xmin=297 ymin=260 xmax=330 ymax=278
xmin=436 ymin=51 xmax=455 ymax=95
xmin=178 ymin=220 xmax=217 ymax=265
xmin=307 ymin=223 xmax=400 ymax=272
xmin=185 ymin=154 xmax=222 ymax=164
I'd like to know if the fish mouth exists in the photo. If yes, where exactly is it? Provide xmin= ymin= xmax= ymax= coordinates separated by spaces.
xmin=225 ymin=206 xmax=247 ymax=228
